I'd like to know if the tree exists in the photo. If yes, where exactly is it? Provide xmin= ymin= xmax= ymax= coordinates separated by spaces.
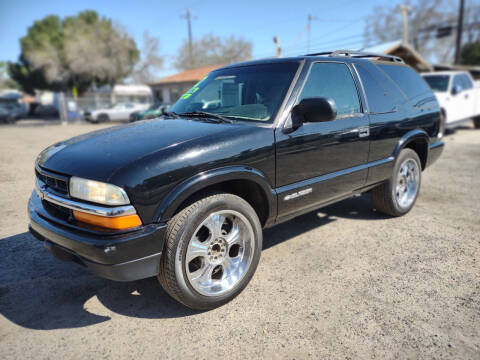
xmin=173 ymin=34 xmax=252 ymax=70
xmin=8 ymin=10 xmax=139 ymax=94
xmin=363 ymin=0 xmax=457 ymax=63
xmin=461 ymin=42 xmax=480 ymax=65
xmin=0 ymin=61 xmax=19 ymax=89
xmin=131 ymin=32 xmax=164 ymax=84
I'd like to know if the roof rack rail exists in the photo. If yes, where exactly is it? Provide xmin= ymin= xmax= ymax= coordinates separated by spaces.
xmin=305 ymin=50 xmax=404 ymax=63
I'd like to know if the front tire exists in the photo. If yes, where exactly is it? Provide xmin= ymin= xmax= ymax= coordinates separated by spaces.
xmin=158 ymin=193 xmax=262 ymax=310
xmin=372 ymin=148 xmax=422 ymax=217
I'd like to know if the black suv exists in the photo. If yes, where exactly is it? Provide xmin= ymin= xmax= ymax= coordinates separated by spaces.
xmin=29 ymin=51 xmax=444 ymax=310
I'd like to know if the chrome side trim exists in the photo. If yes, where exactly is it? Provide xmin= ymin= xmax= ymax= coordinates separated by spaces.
xmin=36 ymin=178 xmax=137 ymax=217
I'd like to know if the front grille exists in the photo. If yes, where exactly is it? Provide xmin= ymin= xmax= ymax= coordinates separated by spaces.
xmin=36 ymin=168 xmax=69 ymax=195
xmin=42 ymin=200 xmax=72 ymax=222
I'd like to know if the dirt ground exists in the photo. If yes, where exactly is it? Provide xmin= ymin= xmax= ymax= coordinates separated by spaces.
xmin=0 ymin=120 xmax=479 ymax=359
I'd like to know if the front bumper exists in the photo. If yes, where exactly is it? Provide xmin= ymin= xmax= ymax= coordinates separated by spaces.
xmin=28 ymin=191 xmax=166 ymax=281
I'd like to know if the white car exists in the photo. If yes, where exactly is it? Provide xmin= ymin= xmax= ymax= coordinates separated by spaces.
xmin=84 ymin=103 xmax=150 ymax=123
xmin=422 ymin=71 xmax=480 ymax=132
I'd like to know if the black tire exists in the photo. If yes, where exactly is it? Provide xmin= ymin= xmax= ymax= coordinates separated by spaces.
xmin=372 ymin=148 xmax=422 ymax=217
xmin=97 ymin=114 xmax=109 ymax=123
xmin=474 ymin=116 xmax=480 ymax=129
xmin=158 ymin=193 xmax=262 ymax=310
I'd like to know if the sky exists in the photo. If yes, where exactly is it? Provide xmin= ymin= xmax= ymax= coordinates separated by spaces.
xmin=0 ymin=0 xmax=402 ymax=79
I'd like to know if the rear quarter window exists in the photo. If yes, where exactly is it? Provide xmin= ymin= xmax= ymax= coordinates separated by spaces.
xmin=354 ymin=63 xmax=399 ymax=114
xmin=377 ymin=64 xmax=435 ymax=108
xmin=460 ymin=74 xmax=473 ymax=90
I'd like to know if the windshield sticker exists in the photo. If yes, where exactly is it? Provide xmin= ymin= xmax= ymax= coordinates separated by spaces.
xmin=180 ymin=76 xmax=208 ymax=100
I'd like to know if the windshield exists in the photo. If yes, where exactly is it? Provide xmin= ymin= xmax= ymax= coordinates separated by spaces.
xmin=423 ymin=75 xmax=449 ymax=92
xmin=170 ymin=62 xmax=299 ymax=123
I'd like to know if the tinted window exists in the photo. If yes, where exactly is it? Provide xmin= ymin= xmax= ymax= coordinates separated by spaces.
xmin=423 ymin=75 xmax=449 ymax=92
xmin=300 ymin=62 xmax=361 ymax=116
xmin=453 ymin=75 xmax=464 ymax=92
xmin=355 ymin=63 xmax=396 ymax=113
xmin=378 ymin=64 xmax=432 ymax=104
xmin=171 ymin=62 xmax=299 ymax=122
xmin=460 ymin=74 xmax=473 ymax=90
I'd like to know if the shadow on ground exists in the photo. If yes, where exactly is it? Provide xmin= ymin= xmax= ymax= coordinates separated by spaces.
xmin=0 ymin=194 xmax=381 ymax=330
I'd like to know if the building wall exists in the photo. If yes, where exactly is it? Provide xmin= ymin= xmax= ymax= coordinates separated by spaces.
xmin=151 ymin=81 xmax=196 ymax=104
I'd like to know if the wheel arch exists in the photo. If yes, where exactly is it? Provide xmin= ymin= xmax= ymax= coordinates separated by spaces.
xmin=97 ymin=113 xmax=109 ymax=122
xmin=392 ymin=129 xmax=429 ymax=170
xmin=155 ymin=166 xmax=276 ymax=228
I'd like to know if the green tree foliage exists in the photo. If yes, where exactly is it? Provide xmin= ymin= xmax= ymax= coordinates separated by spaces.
xmin=173 ymin=34 xmax=252 ymax=70
xmin=8 ymin=11 xmax=139 ymax=94
xmin=461 ymin=42 xmax=480 ymax=65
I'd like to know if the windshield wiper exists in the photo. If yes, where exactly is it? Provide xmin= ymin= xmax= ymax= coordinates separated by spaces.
xmin=179 ymin=111 xmax=233 ymax=124
xmin=162 ymin=111 xmax=180 ymax=119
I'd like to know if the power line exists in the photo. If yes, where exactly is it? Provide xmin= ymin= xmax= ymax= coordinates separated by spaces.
xmin=282 ymin=22 xmax=364 ymax=55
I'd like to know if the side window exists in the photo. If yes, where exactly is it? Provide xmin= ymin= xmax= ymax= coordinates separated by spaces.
xmin=300 ymin=62 xmax=361 ymax=117
xmin=460 ymin=74 xmax=473 ymax=90
xmin=453 ymin=75 xmax=464 ymax=92
xmin=354 ymin=63 xmax=396 ymax=114
xmin=378 ymin=64 xmax=432 ymax=104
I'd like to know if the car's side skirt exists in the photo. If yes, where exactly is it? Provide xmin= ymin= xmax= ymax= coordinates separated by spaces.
xmin=274 ymin=157 xmax=394 ymax=223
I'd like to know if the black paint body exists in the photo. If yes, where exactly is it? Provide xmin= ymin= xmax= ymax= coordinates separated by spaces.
xmin=30 ymin=55 xmax=444 ymax=280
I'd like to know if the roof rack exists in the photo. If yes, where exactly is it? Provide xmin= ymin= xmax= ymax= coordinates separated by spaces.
xmin=305 ymin=50 xmax=404 ymax=63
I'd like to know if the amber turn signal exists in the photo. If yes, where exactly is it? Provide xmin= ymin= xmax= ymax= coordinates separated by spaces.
xmin=73 ymin=210 xmax=142 ymax=230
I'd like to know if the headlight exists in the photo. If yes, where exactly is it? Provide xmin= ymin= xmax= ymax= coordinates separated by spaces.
xmin=70 ymin=177 xmax=130 ymax=206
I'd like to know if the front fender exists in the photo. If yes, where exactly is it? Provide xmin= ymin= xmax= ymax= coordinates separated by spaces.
xmin=154 ymin=165 xmax=276 ymax=225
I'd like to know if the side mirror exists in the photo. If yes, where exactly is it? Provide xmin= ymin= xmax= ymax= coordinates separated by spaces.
xmin=451 ymin=85 xmax=461 ymax=95
xmin=292 ymin=97 xmax=337 ymax=124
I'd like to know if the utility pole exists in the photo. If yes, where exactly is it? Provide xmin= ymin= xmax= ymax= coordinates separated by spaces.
xmin=273 ymin=36 xmax=281 ymax=57
xmin=307 ymin=14 xmax=318 ymax=53
xmin=454 ymin=0 xmax=465 ymax=64
xmin=181 ymin=9 xmax=194 ymax=68
xmin=398 ymin=4 xmax=410 ymax=45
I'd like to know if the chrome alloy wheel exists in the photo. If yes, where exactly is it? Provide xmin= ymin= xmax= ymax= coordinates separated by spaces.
xmin=395 ymin=159 xmax=420 ymax=209
xmin=184 ymin=210 xmax=255 ymax=296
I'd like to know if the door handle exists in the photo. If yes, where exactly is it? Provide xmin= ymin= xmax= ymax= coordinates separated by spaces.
xmin=358 ymin=127 xmax=370 ymax=138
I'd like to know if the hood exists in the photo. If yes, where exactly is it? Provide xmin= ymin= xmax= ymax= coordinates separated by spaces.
xmin=37 ymin=118 xmax=248 ymax=182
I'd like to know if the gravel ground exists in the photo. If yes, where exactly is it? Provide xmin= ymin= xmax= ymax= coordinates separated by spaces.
xmin=0 ymin=120 xmax=479 ymax=359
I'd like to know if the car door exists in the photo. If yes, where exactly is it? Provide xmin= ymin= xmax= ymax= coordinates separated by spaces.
xmin=449 ymin=74 xmax=467 ymax=122
xmin=275 ymin=61 xmax=370 ymax=220
xmin=108 ymin=104 xmax=121 ymax=121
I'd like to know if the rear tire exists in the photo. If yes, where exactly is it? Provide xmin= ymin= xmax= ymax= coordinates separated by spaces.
xmin=158 ymin=193 xmax=262 ymax=310
xmin=474 ymin=116 xmax=480 ymax=129
xmin=372 ymin=148 xmax=422 ymax=217
xmin=97 ymin=114 xmax=109 ymax=123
